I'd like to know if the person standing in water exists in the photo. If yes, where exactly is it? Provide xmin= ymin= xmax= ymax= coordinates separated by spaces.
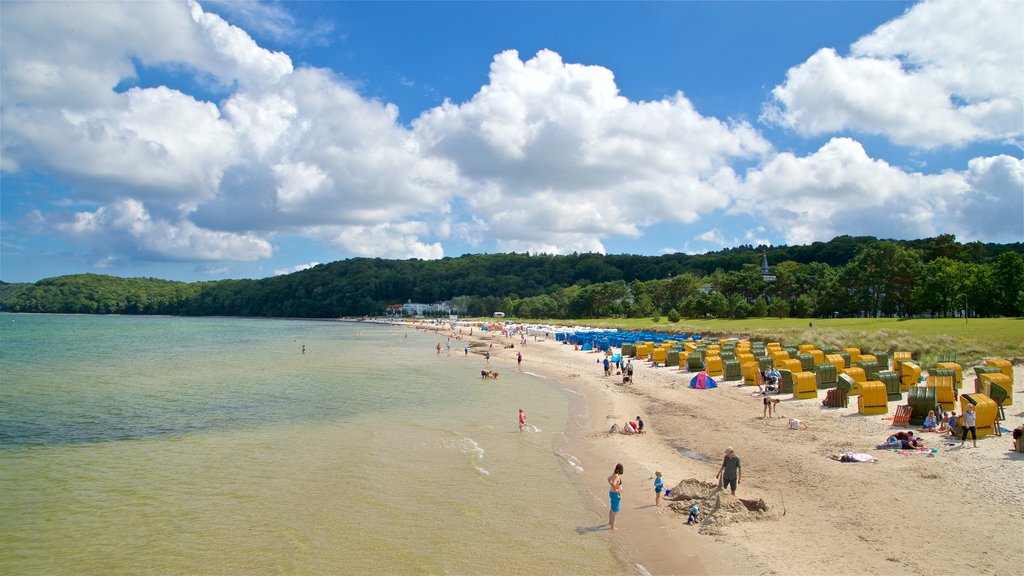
xmin=608 ymin=463 xmax=623 ymax=530
xmin=519 ymin=409 xmax=527 ymax=432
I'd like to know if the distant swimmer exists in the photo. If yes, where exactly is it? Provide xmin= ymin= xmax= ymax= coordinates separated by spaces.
xmin=519 ymin=409 xmax=526 ymax=432
xmin=301 ymin=344 xmax=306 ymax=354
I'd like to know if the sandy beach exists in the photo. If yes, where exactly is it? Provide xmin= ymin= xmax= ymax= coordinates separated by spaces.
xmin=434 ymin=322 xmax=1024 ymax=575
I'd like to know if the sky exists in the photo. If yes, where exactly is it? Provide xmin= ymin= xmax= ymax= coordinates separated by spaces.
xmin=1 ymin=0 xmax=1022 ymax=283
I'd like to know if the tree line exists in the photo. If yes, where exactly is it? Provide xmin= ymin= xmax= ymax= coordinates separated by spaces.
xmin=1 ymin=234 xmax=1021 ymax=319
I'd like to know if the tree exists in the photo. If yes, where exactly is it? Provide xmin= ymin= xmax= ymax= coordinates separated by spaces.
xmin=769 ymin=298 xmax=790 ymax=318
xmin=752 ymin=297 xmax=769 ymax=318
xmin=992 ymin=251 xmax=1024 ymax=316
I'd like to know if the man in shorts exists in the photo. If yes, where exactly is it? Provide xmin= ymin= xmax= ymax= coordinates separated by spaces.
xmin=716 ymin=447 xmax=742 ymax=495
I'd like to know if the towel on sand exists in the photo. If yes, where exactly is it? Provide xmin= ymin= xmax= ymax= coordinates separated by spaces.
xmin=830 ymin=453 xmax=878 ymax=463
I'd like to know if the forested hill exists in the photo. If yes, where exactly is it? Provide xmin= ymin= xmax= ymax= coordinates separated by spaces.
xmin=2 ymin=234 xmax=1022 ymax=319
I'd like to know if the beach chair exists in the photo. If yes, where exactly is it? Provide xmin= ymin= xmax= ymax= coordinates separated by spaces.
xmin=822 ymin=387 xmax=848 ymax=408
xmin=987 ymin=384 xmax=1008 ymax=423
xmin=891 ymin=405 xmax=912 ymax=427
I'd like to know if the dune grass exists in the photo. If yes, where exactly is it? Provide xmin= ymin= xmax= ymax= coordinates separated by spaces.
xmin=506 ymin=317 xmax=1024 ymax=368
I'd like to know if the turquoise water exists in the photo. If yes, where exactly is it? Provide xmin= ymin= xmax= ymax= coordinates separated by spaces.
xmin=0 ymin=314 xmax=626 ymax=574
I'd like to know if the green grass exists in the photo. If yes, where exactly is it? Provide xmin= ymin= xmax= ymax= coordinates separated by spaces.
xmin=494 ymin=317 xmax=1024 ymax=368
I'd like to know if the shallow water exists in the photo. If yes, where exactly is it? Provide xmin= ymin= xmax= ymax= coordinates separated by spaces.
xmin=0 ymin=315 xmax=627 ymax=574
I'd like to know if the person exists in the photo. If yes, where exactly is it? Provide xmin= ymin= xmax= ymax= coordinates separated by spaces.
xmin=944 ymin=411 xmax=959 ymax=436
xmin=464 ymin=345 xmax=469 ymax=357
xmin=921 ymin=410 xmax=939 ymax=431
xmin=654 ymin=471 xmax=664 ymax=507
xmin=627 ymin=361 xmax=634 ymax=382
xmin=301 ymin=344 xmax=305 ymax=354
xmin=901 ymin=431 xmax=925 ymax=450
xmin=484 ymin=351 xmax=490 ymax=365
xmin=716 ymin=447 xmax=741 ymax=495
xmin=517 ymin=352 xmax=522 ymax=369
xmin=687 ymin=505 xmax=700 ymax=525
xmin=623 ymin=420 xmax=638 ymax=435
xmin=608 ymin=463 xmax=623 ymax=530
xmin=436 ymin=342 xmax=441 ymax=355
xmin=789 ymin=418 xmax=809 ymax=430
xmin=603 ymin=357 xmax=611 ymax=376
xmin=763 ymin=392 xmax=780 ymax=419
xmin=763 ymin=366 xmax=780 ymax=390
xmin=635 ymin=416 xmax=645 ymax=434
xmin=519 ymin=409 xmax=527 ymax=432
xmin=961 ymin=403 xmax=978 ymax=448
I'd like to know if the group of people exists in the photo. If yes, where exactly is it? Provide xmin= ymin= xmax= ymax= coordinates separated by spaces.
xmin=622 ymin=416 xmax=644 ymax=435
xmin=913 ymin=403 xmax=979 ymax=448
xmin=605 ymin=446 xmax=741 ymax=531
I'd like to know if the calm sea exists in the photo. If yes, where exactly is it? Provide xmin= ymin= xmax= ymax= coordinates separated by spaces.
xmin=0 ymin=314 xmax=626 ymax=575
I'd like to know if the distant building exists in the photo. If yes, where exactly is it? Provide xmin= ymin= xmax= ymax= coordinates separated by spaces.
xmin=761 ymin=254 xmax=776 ymax=282
xmin=388 ymin=299 xmax=456 ymax=317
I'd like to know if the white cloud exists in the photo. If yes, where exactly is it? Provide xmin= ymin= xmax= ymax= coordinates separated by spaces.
xmin=274 ymin=261 xmax=321 ymax=276
xmin=55 ymin=198 xmax=272 ymax=261
xmin=414 ymin=49 xmax=771 ymax=254
xmin=696 ymin=228 xmax=728 ymax=246
xmin=308 ymin=222 xmax=444 ymax=260
xmin=732 ymin=138 xmax=1022 ymax=244
xmin=765 ymin=0 xmax=1024 ymax=148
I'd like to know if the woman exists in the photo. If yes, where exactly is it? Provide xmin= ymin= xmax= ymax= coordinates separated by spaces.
xmin=960 ymin=404 xmax=978 ymax=448
xmin=921 ymin=410 xmax=939 ymax=431
xmin=608 ymin=463 xmax=623 ymax=530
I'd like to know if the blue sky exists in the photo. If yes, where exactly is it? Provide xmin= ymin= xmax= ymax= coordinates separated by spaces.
xmin=1 ymin=0 xmax=1021 ymax=283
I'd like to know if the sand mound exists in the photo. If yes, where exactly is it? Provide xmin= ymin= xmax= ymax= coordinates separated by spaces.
xmin=667 ymin=478 xmax=777 ymax=534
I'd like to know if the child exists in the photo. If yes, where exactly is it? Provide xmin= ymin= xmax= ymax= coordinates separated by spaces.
xmin=654 ymin=472 xmax=664 ymax=507
xmin=687 ymin=504 xmax=700 ymax=525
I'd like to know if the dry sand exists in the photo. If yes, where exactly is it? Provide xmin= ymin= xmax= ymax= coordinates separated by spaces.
xmin=455 ymin=325 xmax=1024 ymax=576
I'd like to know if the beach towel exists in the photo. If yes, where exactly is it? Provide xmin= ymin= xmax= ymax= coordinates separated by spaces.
xmin=897 ymin=450 xmax=937 ymax=457
xmin=830 ymin=453 xmax=878 ymax=463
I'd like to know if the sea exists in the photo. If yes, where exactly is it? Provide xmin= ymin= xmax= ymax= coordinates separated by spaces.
xmin=0 ymin=314 xmax=628 ymax=575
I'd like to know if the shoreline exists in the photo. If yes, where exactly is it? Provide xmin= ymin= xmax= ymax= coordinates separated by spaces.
xmin=422 ymin=320 xmax=1024 ymax=575
xmin=444 ymin=324 xmax=757 ymax=575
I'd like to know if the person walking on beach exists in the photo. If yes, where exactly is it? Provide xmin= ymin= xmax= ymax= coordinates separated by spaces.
xmin=519 ymin=409 xmax=527 ymax=432
xmin=517 ymin=351 xmax=523 ymax=369
xmin=608 ymin=463 xmax=623 ymax=530
xmin=716 ymin=447 xmax=741 ymax=496
xmin=436 ymin=342 xmax=441 ymax=355
xmin=301 ymin=344 xmax=305 ymax=354
xmin=654 ymin=471 xmax=664 ymax=507
xmin=961 ymin=403 xmax=978 ymax=448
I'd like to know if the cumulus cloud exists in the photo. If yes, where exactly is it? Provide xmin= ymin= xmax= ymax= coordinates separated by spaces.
xmin=764 ymin=0 xmax=1024 ymax=148
xmin=55 ymin=198 xmax=272 ymax=262
xmin=731 ymin=138 xmax=1022 ymax=244
xmin=414 ymin=49 xmax=771 ymax=254
xmin=308 ymin=222 xmax=444 ymax=260
xmin=274 ymin=261 xmax=321 ymax=276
